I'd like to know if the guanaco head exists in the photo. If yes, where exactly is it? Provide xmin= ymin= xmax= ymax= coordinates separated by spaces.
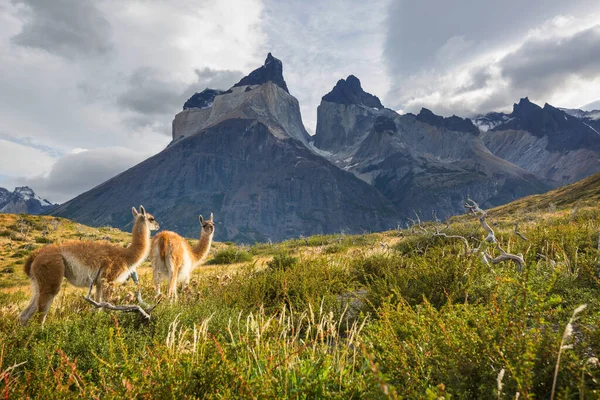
xmin=132 ymin=205 xmax=160 ymax=231
xmin=199 ymin=212 xmax=215 ymax=236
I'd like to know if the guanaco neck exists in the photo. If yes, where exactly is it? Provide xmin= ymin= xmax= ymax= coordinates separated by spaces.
xmin=125 ymin=217 xmax=151 ymax=266
xmin=191 ymin=230 xmax=213 ymax=263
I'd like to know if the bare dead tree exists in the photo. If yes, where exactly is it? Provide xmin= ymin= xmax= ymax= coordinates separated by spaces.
xmin=465 ymin=198 xmax=525 ymax=271
xmin=464 ymin=198 xmax=496 ymax=243
xmin=83 ymin=270 xmax=160 ymax=321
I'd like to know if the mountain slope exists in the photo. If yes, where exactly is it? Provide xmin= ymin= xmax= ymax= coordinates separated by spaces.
xmin=50 ymin=119 xmax=400 ymax=242
xmin=482 ymin=98 xmax=600 ymax=185
xmin=489 ymin=171 xmax=600 ymax=216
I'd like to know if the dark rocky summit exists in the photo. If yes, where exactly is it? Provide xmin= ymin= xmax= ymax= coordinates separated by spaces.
xmin=183 ymin=88 xmax=224 ymax=110
xmin=322 ymin=75 xmax=383 ymax=109
xmin=416 ymin=108 xmax=479 ymax=135
xmin=313 ymin=75 xmax=389 ymax=151
xmin=233 ymin=53 xmax=289 ymax=93
xmin=491 ymin=98 xmax=600 ymax=151
xmin=313 ymin=82 xmax=549 ymax=219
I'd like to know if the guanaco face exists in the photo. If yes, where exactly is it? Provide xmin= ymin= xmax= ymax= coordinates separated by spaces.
xmin=199 ymin=212 xmax=215 ymax=236
xmin=151 ymin=212 xmax=215 ymax=301
xmin=133 ymin=205 xmax=160 ymax=231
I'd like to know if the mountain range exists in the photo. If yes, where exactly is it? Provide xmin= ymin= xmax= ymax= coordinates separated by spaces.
xmin=47 ymin=54 xmax=600 ymax=242
xmin=0 ymin=186 xmax=55 ymax=214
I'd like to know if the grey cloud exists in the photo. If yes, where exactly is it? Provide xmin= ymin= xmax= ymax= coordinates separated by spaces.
xmin=11 ymin=0 xmax=112 ymax=59
xmin=455 ymin=66 xmax=494 ymax=95
xmin=117 ymin=66 xmax=243 ymax=126
xmin=117 ymin=67 xmax=183 ymax=116
xmin=21 ymin=147 xmax=149 ymax=203
xmin=193 ymin=68 xmax=244 ymax=92
xmin=384 ymin=0 xmax=599 ymax=78
xmin=500 ymin=25 xmax=600 ymax=99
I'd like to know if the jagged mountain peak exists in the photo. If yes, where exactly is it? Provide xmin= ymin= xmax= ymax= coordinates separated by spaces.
xmin=512 ymin=97 xmax=542 ymax=117
xmin=322 ymin=75 xmax=383 ymax=109
xmin=232 ymin=53 xmax=289 ymax=93
xmin=183 ymin=88 xmax=224 ymax=110
xmin=416 ymin=108 xmax=479 ymax=135
xmin=0 ymin=186 xmax=55 ymax=215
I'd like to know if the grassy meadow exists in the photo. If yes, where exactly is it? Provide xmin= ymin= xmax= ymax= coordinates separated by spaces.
xmin=0 ymin=201 xmax=599 ymax=398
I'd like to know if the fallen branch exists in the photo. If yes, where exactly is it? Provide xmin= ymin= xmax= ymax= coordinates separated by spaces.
xmin=83 ymin=270 xmax=160 ymax=321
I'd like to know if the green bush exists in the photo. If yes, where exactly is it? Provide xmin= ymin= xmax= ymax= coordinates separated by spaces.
xmin=35 ymin=236 xmax=51 ymax=244
xmin=208 ymin=246 xmax=253 ymax=264
xmin=266 ymin=252 xmax=297 ymax=271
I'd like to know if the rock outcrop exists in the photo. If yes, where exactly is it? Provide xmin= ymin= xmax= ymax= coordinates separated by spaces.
xmin=232 ymin=53 xmax=290 ymax=93
xmin=172 ymin=54 xmax=311 ymax=147
xmin=313 ymin=75 xmax=389 ymax=153
xmin=183 ymin=88 xmax=225 ymax=110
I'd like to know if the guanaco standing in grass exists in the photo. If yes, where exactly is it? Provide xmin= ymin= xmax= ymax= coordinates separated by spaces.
xmin=19 ymin=206 xmax=159 ymax=326
xmin=151 ymin=213 xmax=215 ymax=300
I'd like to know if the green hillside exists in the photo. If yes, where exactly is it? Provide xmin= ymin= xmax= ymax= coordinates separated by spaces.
xmin=1 ymin=186 xmax=599 ymax=398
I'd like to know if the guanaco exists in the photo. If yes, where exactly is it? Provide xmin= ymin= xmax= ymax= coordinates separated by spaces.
xmin=151 ymin=213 xmax=215 ymax=300
xmin=19 ymin=206 xmax=159 ymax=326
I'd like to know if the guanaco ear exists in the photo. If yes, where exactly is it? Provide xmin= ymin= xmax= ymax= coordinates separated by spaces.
xmin=199 ymin=215 xmax=204 ymax=224
xmin=209 ymin=212 xmax=214 ymax=222
xmin=132 ymin=207 xmax=139 ymax=217
xmin=139 ymin=205 xmax=146 ymax=215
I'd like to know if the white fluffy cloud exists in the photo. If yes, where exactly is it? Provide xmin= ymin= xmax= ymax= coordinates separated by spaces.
xmin=0 ymin=139 xmax=56 ymax=178
xmin=385 ymin=4 xmax=600 ymax=116
xmin=19 ymin=147 xmax=152 ymax=203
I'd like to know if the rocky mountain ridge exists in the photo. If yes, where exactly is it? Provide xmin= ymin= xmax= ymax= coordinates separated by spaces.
xmin=481 ymin=98 xmax=600 ymax=185
xmin=50 ymin=55 xmax=402 ymax=242
xmin=311 ymin=77 xmax=549 ymax=219
xmin=47 ymin=55 xmax=600 ymax=242
xmin=0 ymin=186 xmax=55 ymax=214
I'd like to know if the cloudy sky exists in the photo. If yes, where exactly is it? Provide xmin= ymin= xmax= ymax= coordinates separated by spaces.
xmin=1 ymin=0 xmax=600 ymax=203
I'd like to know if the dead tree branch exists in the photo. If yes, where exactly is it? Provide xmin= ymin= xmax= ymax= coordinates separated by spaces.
xmin=433 ymin=223 xmax=470 ymax=255
xmin=83 ymin=270 xmax=160 ymax=321
xmin=514 ymin=224 xmax=528 ymax=241
xmin=465 ymin=197 xmax=525 ymax=271
xmin=464 ymin=198 xmax=496 ymax=243
xmin=485 ymin=244 xmax=525 ymax=272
